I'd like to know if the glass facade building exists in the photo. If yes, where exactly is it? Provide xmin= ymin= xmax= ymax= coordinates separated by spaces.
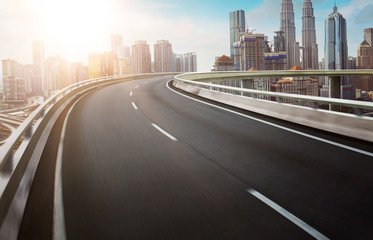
xmin=324 ymin=5 xmax=348 ymax=72
xmin=229 ymin=10 xmax=245 ymax=62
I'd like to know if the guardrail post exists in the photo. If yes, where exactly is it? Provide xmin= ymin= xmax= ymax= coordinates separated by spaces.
xmin=241 ymin=79 xmax=253 ymax=97
xmin=329 ymin=76 xmax=341 ymax=111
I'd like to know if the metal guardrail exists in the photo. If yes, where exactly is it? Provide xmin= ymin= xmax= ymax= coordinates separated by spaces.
xmin=0 ymin=73 xmax=178 ymax=239
xmin=175 ymin=70 xmax=373 ymax=112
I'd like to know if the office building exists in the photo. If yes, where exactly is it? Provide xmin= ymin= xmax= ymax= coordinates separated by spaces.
xmin=2 ymin=59 xmax=23 ymax=101
xmin=154 ymin=40 xmax=173 ymax=72
xmin=116 ymin=45 xmax=130 ymax=58
xmin=229 ymin=10 xmax=246 ymax=61
xmin=44 ymin=55 xmax=70 ymax=92
xmin=281 ymin=0 xmax=299 ymax=69
xmin=111 ymin=34 xmax=123 ymax=56
xmin=274 ymin=31 xmax=286 ymax=53
xmin=131 ymin=40 xmax=151 ymax=74
xmin=364 ymin=28 xmax=373 ymax=47
xmin=264 ymin=52 xmax=287 ymax=70
xmin=183 ymin=52 xmax=197 ymax=72
xmin=325 ymin=4 xmax=348 ymax=72
xmin=117 ymin=57 xmax=131 ymax=75
xmin=23 ymin=64 xmax=34 ymax=94
xmin=71 ymin=63 xmax=89 ymax=83
xmin=233 ymin=31 xmax=265 ymax=70
xmin=302 ymin=0 xmax=318 ymax=69
xmin=324 ymin=3 xmax=353 ymax=98
xmin=3 ymin=77 xmax=25 ymax=103
xmin=89 ymin=53 xmax=105 ymax=79
xmin=32 ymin=40 xmax=44 ymax=94
xmin=355 ymin=40 xmax=373 ymax=91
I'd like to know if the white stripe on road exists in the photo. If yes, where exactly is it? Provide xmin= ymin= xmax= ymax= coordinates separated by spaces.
xmin=130 ymin=91 xmax=133 ymax=96
xmin=166 ymin=80 xmax=373 ymax=157
xmin=135 ymin=85 xmax=139 ymax=89
xmin=151 ymin=123 xmax=178 ymax=141
xmin=54 ymin=92 xmax=91 ymax=240
xmin=247 ymin=189 xmax=329 ymax=240
xmin=131 ymin=102 xmax=138 ymax=110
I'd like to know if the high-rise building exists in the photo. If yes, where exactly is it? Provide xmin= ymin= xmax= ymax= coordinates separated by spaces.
xmin=325 ymin=3 xmax=349 ymax=91
xmin=131 ymin=40 xmax=151 ymax=74
xmin=229 ymin=10 xmax=246 ymax=61
xmin=325 ymin=4 xmax=348 ymax=71
xmin=89 ymin=53 xmax=105 ymax=79
xmin=32 ymin=40 xmax=44 ymax=94
xmin=233 ymin=31 xmax=265 ymax=70
xmin=23 ymin=64 xmax=34 ymax=94
xmin=302 ymin=0 xmax=318 ymax=69
xmin=117 ymin=57 xmax=131 ymax=75
xmin=355 ymin=40 xmax=373 ymax=91
xmin=2 ymin=59 xmax=23 ymax=100
xmin=183 ymin=52 xmax=197 ymax=72
xmin=154 ymin=40 xmax=173 ymax=72
xmin=264 ymin=52 xmax=287 ymax=70
xmin=280 ymin=0 xmax=298 ymax=69
xmin=71 ymin=63 xmax=88 ymax=83
xmin=111 ymin=34 xmax=123 ymax=56
xmin=116 ymin=45 xmax=130 ymax=58
xmin=44 ymin=55 xmax=70 ymax=93
xmin=274 ymin=31 xmax=286 ymax=53
xmin=364 ymin=28 xmax=373 ymax=47
xmin=3 ymin=77 xmax=25 ymax=103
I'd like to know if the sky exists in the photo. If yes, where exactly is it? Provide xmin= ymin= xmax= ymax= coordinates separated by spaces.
xmin=0 ymin=0 xmax=372 ymax=73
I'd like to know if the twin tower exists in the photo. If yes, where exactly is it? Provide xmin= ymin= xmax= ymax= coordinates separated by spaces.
xmin=281 ymin=0 xmax=318 ymax=69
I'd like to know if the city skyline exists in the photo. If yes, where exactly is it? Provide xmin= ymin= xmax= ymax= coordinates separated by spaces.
xmin=0 ymin=0 xmax=372 ymax=73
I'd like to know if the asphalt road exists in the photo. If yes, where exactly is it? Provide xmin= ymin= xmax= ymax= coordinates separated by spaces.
xmin=21 ymin=76 xmax=373 ymax=239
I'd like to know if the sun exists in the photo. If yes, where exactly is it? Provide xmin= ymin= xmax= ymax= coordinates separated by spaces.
xmin=28 ymin=0 xmax=111 ymax=49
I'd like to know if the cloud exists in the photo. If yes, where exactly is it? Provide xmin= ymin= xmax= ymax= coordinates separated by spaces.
xmin=354 ymin=4 xmax=373 ymax=23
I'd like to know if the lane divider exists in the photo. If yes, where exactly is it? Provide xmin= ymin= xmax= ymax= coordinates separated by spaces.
xmin=151 ymin=123 xmax=178 ymax=141
xmin=247 ymin=188 xmax=329 ymax=240
xmin=130 ymin=91 xmax=133 ymax=96
xmin=131 ymin=102 xmax=138 ymax=110
xmin=135 ymin=85 xmax=139 ymax=89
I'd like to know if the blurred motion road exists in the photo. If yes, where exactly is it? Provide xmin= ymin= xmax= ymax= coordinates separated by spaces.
xmin=19 ymin=76 xmax=373 ymax=239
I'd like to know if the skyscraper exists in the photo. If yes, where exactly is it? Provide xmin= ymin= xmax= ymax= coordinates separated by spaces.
xmin=302 ymin=0 xmax=318 ymax=69
xmin=111 ymin=34 xmax=123 ymax=56
xmin=131 ymin=40 xmax=151 ymax=74
xmin=154 ymin=40 xmax=173 ymax=73
xmin=355 ymin=40 xmax=373 ymax=91
xmin=274 ymin=31 xmax=286 ymax=53
xmin=324 ymin=4 xmax=348 ymax=72
xmin=229 ymin=10 xmax=246 ymax=61
xmin=32 ymin=40 xmax=44 ymax=94
xmin=364 ymin=28 xmax=373 ymax=47
xmin=280 ymin=0 xmax=297 ymax=68
xmin=233 ymin=31 xmax=265 ymax=70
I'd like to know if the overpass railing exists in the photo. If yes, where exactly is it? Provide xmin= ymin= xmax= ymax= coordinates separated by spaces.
xmin=174 ymin=70 xmax=373 ymax=141
xmin=0 ymin=73 xmax=177 ymax=239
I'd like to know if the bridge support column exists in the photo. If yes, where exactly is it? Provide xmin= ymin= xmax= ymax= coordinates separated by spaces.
xmin=241 ymin=79 xmax=253 ymax=97
xmin=329 ymin=76 xmax=341 ymax=111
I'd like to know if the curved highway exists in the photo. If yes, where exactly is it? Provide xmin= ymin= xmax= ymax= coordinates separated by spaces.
xmin=20 ymin=76 xmax=373 ymax=239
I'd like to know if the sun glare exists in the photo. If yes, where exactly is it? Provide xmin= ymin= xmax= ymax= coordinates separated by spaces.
xmin=28 ymin=0 xmax=111 ymax=51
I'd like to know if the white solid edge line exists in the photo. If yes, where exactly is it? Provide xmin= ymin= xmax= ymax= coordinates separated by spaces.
xmin=166 ymin=79 xmax=373 ymax=157
xmin=151 ymin=123 xmax=178 ymax=141
xmin=130 ymin=91 xmax=133 ymax=96
xmin=132 ymin=102 xmax=138 ymax=110
xmin=54 ymin=92 xmax=90 ymax=240
xmin=247 ymin=189 xmax=329 ymax=240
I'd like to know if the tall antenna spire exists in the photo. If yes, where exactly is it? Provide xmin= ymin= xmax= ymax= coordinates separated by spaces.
xmin=333 ymin=1 xmax=338 ymax=12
